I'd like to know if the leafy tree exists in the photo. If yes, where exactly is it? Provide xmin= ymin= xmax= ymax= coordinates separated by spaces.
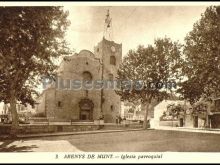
xmin=167 ymin=103 xmax=185 ymax=120
xmin=116 ymin=37 xmax=183 ymax=129
xmin=0 ymin=7 xmax=70 ymax=135
xmin=192 ymin=101 xmax=209 ymax=127
xmin=178 ymin=6 xmax=220 ymax=104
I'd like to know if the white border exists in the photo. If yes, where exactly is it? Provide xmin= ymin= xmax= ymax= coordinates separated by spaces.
xmin=1 ymin=1 xmax=220 ymax=164
xmin=0 ymin=1 xmax=220 ymax=6
xmin=1 ymin=152 xmax=220 ymax=163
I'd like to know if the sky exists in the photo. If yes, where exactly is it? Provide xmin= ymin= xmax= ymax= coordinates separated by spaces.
xmin=63 ymin=5 xmax=208 ymax=57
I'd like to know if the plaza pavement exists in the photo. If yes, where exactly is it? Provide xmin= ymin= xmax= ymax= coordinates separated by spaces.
xmin=1 ymin=126 xmax=220 ymax=152
xmin=2 ymin=129 xmax=220 ymax=152
xmin=0 ymin=140 xmax=82 ymax=152
xmin=1 ymin=126 xmax=220 ymax=140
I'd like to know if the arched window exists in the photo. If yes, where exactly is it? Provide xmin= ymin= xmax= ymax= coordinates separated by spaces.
xmin=110 ymin=56 xmax=116 ymax=65
xmin=110 ymin=105 xmax=114 ymax=111
xmin=57 ymin=101 xmax=62 ymax=107
xmin=82 ymin=71 xmax=92 ymax=81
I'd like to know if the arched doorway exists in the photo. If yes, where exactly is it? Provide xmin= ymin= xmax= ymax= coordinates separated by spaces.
xmin=82 ymin=71 xmax=92 ymax=81
xmin=79 ymin=98 xmax=94 ymax=121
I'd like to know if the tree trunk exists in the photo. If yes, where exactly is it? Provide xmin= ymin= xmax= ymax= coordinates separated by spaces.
xmin=172 ymin=116 xmax=174 ymax=127
xmin=9 ymin=91 xmax=19 ymax=137
xmin=205 ymin=111 xmax=209 ymax=128
xmin=143 ymin=102 xmax=150 ymax=129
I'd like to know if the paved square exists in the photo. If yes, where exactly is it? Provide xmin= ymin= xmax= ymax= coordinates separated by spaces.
xmin=1 ymin=130 xmax=220 ymax=152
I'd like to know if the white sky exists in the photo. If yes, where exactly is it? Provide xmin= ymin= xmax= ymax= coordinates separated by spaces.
xmin=63 ymin=5 xmax=208 ymax=56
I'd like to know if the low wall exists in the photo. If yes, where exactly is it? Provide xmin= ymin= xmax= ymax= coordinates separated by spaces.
xmin=102 ymin=123 xmax=143 ymax=130
xmin=0 ymin=123 xmax=142 ymax=135
xmin=0 ymin=124 xmax=99 ymax=135
xmin=159 ymin=120 xmax=179 ymax=127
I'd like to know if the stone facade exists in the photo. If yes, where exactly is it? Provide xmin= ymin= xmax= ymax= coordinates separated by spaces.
xmin=36 ymin=38 xmax=122 ymax=123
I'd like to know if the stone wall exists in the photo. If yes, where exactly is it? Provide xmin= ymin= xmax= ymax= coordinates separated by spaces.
xmin=159 ymin=121 xmax=179 ymax=127
xmin=36 ymin=50 xmax=102 ymax=121
xmin=184 ymin=115 xmax=194 ymax=127
xmin=35 ymin=92 xmax=46 ymax=115
xmin=0 ymin=123 xmax=142 ymax=135
xmin=94 ymin=38 xmax=122 ymax=123
xmin=102 ymin=123 xmax=142 ymax=130
xmin=0 ymin=124 xmax=100 ymax=135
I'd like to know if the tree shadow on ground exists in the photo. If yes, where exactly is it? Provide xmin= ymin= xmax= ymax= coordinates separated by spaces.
xmin=0 ymin=140 xmax=38 ymax=152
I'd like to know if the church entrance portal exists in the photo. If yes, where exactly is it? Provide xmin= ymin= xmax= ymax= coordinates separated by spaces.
xmin=79 ymin=98 xmax=94 ymax=121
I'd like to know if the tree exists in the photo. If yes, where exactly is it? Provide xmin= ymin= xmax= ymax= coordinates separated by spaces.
xmin=167 ymin=103 xmax=185 ymax=118
xmin=192 ymin=101 xmax=209 ymax=127
xmin=167 ymin=103 xmax=185 ymax=127
xmin=116 ymin=37 xmax=183 ymax=129
xmin=178 ymin=6 xmax=220 ymax=104
xmin=0 ymin=7 xmax=70 ymax=135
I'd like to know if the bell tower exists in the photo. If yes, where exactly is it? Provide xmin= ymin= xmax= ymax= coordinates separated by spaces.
xmin=94 ymin=9 xmax=122 ymax=123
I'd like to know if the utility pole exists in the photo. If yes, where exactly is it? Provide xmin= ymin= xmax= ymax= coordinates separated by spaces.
xmin=100 ymin=9 xmax=113 ymax=117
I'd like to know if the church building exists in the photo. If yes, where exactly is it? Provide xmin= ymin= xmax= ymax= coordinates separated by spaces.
xmin=35 ymin=10 xmax=122 ymax=123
